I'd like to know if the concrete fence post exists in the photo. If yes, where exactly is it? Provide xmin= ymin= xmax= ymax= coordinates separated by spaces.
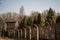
xmin=20 ymin=29 xmax=22 ymax=40
xmin=35 ymin=25 xmax=39 ymax=40
xmin=25 ymin=28 xmax=26 ymax=39
xmin=25 ymin=28 xmax=26 ymax=40
xmin=29 ymin=27 xmax=31 ymax=40
xmin=27 ymin=26 xmax=31 ymax=40
xmin=37 ymin=27 xmax=39 ymax=40
xmin=18 ymin=29 xmax=20 ymax=40
xmin=23 ymin=27 xmax=26 ymax=39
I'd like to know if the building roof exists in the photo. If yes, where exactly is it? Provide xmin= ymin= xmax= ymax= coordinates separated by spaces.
xmin=5 ymin=19 xmax=16 ymax=23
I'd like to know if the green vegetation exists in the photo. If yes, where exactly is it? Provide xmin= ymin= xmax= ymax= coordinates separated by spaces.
xmin=18 ymin=7 xmax=60 ymax=28
xmin=56 ymin=16 xmax=60 ymax=23
xmin=0 ymin=6 xmax=60 ymax=40
xmin=0 ymin=6 xmax=60 ymax=28
xmin=45 ymin=8 xmax=56 ymax=25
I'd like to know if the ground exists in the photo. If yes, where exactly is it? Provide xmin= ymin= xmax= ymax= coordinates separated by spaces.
xmin=0 ymin=37 xmax=14 ymax=40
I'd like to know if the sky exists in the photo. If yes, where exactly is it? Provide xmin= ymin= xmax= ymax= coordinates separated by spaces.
xmin=0 ymin=0 xmax=60 ymax=15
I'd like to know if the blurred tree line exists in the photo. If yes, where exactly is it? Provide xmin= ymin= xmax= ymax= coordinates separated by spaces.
xmin=18 ymin=6 xmax=60 ymax=29
xmin=0 ymin=6 xmax=60 ymax=29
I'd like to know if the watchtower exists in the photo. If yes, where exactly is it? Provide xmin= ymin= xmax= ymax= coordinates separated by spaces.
xmin=5 ymin=20 xmax=16 ymax=38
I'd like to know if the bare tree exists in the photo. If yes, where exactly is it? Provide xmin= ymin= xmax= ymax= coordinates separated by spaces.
xmin=6 ymin=12 xmax=12 ymax=20
xmin=30 ymin=11 xmax=39 ymax=18
xmin=12 ymin=12 xmax=18 ymax=20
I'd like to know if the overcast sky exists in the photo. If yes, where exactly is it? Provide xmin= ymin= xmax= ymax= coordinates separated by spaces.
xmin=0 ymin=0 xmax=60 ymax=15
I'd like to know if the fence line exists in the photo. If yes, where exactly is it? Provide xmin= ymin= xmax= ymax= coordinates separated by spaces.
xmin=0 ymin=24 xmax=58 ymax=40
